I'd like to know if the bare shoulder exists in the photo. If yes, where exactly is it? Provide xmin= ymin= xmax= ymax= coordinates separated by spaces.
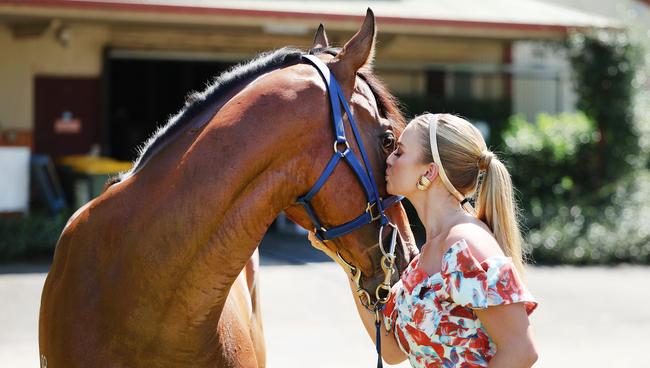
xmin=446 ymin=219 xmax=505 ymax=262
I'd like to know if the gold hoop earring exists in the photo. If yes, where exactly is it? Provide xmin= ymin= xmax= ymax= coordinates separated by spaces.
xmin=416 ymin=175 xmax=432 ymax=191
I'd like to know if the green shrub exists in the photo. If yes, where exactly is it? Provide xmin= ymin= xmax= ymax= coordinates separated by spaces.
xmin=502 ymin=111 xmax=650 ymax=264
xmin=0 ymin=211 xmax=70 ymax=262
xmin=568 ymin=30 xmax=643 ymax=180
xmin=502 ymin=112 xmax=600 ymax=230
xmin=527 ymin=170 xmax=650 ymax=264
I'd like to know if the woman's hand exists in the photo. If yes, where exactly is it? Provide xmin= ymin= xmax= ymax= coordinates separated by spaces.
xmin=307 ymin=231 xmax=354 ymax=278
xmin=307 ymin=230 xmax=328 ymax=253
xmin=307 ymin=231 xmax=337 ymax=260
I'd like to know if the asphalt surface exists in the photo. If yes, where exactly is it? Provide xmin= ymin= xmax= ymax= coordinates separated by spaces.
xmin=1 ymin=231 xmax=648 ymax=367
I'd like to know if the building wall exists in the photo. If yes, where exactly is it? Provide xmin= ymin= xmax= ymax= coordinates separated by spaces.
xmin=0 ymin=19 xmax=507 ymax=136
xmin=0 ymin=23 xmax=109 ymax=131
xmin=511 ymin=41 xmax=577 ymax=121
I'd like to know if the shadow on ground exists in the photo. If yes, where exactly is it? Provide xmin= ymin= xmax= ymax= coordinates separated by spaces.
xmin=258 ymin=230 xmax=332 ymax=265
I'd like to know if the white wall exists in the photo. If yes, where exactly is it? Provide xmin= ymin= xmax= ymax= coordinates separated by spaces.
xmin=512 ymin=41 xmax=577 ymax=122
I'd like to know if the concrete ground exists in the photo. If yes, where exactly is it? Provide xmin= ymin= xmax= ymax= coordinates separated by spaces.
xmin=1 ymin=231 xmax=648 ymax=367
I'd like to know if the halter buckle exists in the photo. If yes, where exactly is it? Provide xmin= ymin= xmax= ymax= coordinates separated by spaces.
xmin=366 ymin=201 xmax=382 ymax=222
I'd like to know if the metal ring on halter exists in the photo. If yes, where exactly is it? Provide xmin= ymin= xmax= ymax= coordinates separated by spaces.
xmin=333 ymin=140 xmax=350 ymax=154
xmin=337 ymin=251 xmax=362 ymax=287
xmin=357 ymin=288 xmax=372 ymax=309
xmin=378 ymin=222 xmax=399 ymax=258
xmin=338 ymin=222 xmax=399 ymax=310
xmin=375 ymin=257 xmax=394 ymax=303
xmin=373 ymin=221 xmax=399 ymax=305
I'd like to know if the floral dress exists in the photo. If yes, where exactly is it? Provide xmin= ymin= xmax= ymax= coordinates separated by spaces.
xmin=382 ymin=238 xmax=538 ymax=367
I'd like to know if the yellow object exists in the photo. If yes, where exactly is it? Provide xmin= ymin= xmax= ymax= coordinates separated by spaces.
xmin=58 ymin=155 xmax=132 ymax=174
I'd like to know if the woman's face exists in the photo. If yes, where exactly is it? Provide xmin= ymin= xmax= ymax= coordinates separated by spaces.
xmin=385 ymin=123 xmax=428 ymax=197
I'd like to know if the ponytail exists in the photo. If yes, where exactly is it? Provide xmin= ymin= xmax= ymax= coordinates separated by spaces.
xmin=475 ymin=157 xmax=528 ymax=277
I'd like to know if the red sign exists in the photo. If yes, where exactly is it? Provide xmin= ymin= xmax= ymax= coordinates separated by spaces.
xmin=54 ymin=118 xmax=82 ymax=134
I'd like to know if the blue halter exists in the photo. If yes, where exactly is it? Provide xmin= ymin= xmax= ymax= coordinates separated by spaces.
xmin=298 ymin=54 xmax=403 ymax=242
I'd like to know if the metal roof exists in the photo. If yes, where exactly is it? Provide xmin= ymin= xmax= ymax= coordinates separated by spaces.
xmin=0 ymin=0 xmax=620 ymax=38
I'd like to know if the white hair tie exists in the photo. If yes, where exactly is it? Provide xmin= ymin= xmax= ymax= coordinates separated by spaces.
xmin=428 ymin=114 xmax=476 ymax=214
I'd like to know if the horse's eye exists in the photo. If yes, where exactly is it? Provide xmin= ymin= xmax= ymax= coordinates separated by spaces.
xmin=382 ymin=133 xmax=396 ymax=151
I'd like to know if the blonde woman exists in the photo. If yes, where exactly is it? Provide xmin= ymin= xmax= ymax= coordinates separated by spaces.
xmin=309 ymin=113 xmax=538 ymax=367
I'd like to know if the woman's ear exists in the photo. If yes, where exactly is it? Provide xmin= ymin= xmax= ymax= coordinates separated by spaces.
xmin=424 ymin=162 xmax=438 ymax=182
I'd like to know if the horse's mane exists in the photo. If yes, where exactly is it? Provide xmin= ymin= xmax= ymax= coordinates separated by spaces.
xmin=108 ymin=46 xmax=405 ymax=187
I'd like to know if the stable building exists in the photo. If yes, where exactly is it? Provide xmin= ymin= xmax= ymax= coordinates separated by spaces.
xmin=0 ymin=0 xmax=616 ymax=213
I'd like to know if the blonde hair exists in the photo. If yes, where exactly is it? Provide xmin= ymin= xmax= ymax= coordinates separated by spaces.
xmin=412 ymin=113 xmax=529 ymax=276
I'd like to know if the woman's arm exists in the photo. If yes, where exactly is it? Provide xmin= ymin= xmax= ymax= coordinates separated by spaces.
xmin=307 ymin=232 xmax=407 ymax=365
xmin=344 ymin=277 xmax=407 ymax=365
xmin=474 ymin=303 xmax=538 ymax=367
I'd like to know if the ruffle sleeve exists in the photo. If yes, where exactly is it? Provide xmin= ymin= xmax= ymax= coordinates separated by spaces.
xmin=441 ymin=240 xmax=538 ymax=315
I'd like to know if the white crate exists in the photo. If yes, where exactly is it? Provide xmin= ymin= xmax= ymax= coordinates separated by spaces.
xmin=0 ymin=147 xmax=30 ymax=213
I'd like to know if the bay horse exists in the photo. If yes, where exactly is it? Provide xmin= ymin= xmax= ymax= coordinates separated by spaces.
xmin=39 ymin=10 xmax=417 ymax=368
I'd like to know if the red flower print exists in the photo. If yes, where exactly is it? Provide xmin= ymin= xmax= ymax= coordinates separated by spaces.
xmin=468 ymin=328 xmax=490 ymax=351
xmin=396 ymin=326 xmax=411 ymax=354
xmin=455 ymin=249 xmax=486 ymax=280
xmin=383 ymin=292 xmax=396 ymax=321
xmin=461 ymin=349 xmax=486 ymax=367
xmin=404 ymin=324 xmax=445 ymax=357
xmin=449 ymin=305 xmax=474 ymax=319
xmin=412 ymin=303 xmax=428 ymax=326
xmin=436 ymin=321 xmax=468 ymax=337
xmin=402 ymin=268 xmax=428 ymax=294
xmin=495 ymin=267 xmax=522 ymax=303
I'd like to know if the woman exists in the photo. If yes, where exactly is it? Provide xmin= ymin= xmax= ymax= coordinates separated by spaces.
xmin=309 ymin=113 xmax=538 ymax=367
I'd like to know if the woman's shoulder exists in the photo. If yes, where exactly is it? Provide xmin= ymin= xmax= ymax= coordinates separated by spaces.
xmin=445 ymin=220 xmax=504 ymax=263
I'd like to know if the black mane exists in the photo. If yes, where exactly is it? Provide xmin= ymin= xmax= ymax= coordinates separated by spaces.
xmin=119 ymin=47 xmax=304 ymax=180
xmin=112 ymin=45 xmax=405 ymax=185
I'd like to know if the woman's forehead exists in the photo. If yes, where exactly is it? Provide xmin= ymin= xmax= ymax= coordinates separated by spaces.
xmin=399 ymin=124 xmax=418 ymax=145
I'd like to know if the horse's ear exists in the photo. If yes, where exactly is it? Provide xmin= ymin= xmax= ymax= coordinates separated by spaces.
xmin=331 ymin=8 xmax=376 ymax=85
xmin=312 ymin=24 xmax=329 ymax=49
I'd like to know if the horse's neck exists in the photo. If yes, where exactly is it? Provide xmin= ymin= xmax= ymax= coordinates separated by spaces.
xmin=113 ymin=90 xmax=312 ymax=343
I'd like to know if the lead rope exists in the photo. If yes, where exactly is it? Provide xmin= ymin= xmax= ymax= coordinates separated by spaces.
xmin=375 ymin=307 xmax=384 ymax=368
xmin=374 ymin=223 xmax=399 ymax=368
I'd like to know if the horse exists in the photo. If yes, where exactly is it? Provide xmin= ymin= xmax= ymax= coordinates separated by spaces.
xmin=39 ymin=9 xmax=418 ymax=367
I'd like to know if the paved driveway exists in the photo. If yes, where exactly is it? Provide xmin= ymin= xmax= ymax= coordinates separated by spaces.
xmin=1 ymin=232 xmax=648 ymax=367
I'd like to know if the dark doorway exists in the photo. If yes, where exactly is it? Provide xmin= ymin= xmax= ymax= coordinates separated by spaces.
xmin=107 ymin=58 xmax=236 ymax=161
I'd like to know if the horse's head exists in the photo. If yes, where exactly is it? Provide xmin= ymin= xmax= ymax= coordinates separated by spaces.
xmin=285 ymin=9 xmax=419 ymax=308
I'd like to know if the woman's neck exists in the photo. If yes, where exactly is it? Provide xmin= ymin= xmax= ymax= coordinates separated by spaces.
xmin=411 ymin=183 xmax=466 ymax=249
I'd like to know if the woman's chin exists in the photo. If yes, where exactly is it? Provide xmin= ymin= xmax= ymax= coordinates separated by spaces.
xmin=386 ymin=181 xmax=397 ymax=196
